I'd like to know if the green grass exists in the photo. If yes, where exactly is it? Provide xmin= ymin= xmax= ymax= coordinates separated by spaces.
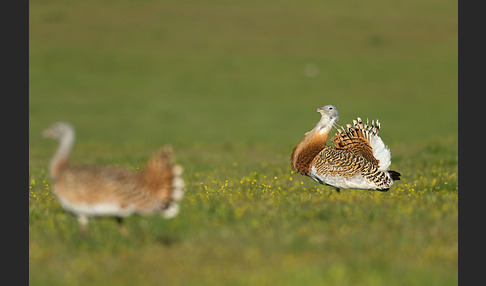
xmin=29 ymin=0 xmax=457 ymax=285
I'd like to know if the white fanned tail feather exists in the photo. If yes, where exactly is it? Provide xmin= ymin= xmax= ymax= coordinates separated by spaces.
xmin=362 ymin=118 xmax=392 ymax=171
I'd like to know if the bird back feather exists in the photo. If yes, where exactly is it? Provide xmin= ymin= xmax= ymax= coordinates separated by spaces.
xmin=331 ymin=117 xmax=391 ymax=171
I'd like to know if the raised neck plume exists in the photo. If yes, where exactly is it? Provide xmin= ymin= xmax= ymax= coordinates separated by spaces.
xmin=42 ymin=121 xmax=185 ymax=234
xmin=290 ymin=105 xmax=400 ymax=192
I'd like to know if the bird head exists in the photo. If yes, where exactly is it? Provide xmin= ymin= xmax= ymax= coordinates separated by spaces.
xmin=316 ymin=105 xmax=339 ymax=124
xmin=42 ymin=122 xmax=74 ymax=140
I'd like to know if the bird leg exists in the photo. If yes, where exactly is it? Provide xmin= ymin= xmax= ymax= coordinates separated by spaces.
xmin=77 ymin=215 xmax=89 ymax=236
xmin=115 ymin=217 xmax=129 ymax=236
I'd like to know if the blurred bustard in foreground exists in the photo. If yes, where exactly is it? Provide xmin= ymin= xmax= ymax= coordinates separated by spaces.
xmin=43 ymin=122 xmax=185 ymax=234
xmin=291 ymin=105 xmax=400 ymax=192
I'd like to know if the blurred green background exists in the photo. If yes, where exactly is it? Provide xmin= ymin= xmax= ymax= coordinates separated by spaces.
xmin=29 ymin=0 xmax=457 ymax=150
xmin=29 ymin=0 xmax=457 ymax=285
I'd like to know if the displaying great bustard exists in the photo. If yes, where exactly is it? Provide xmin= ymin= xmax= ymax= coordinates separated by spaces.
xmin=291 ymin=105 xmax=400 ymax=192
xmin=43 ymin=122 xmax=185 ymax=234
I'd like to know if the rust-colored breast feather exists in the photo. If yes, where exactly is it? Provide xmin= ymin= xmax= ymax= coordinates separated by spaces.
xmin=51 ymin=157 xmax=70 ymax=181
xmin=291 ymin=130 xmax=328 ymax=175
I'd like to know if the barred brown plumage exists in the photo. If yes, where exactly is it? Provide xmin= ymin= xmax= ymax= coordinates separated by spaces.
xmin=43 ymin=122 xmax=185 ymax=235
xmin=291 ymin=105 xmax=400 ymax=192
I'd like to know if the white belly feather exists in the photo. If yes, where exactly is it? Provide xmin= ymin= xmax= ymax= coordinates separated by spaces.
xmin=57 ymin=197 xmax=137 ymax=218
xmin=309 ymin=166 xmax=387 ymax=190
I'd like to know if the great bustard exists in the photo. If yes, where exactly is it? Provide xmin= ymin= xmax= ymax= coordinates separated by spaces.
xmin=43 ymin=122 xmax=185 ymax=234
xmin=291 ymin=105 xmax=400 ymax=192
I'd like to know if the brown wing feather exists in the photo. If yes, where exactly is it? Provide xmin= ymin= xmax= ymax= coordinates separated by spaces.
xmin=331 ymin=119 xmax=380 ymax=167
xmin=311 ymin=146 xmax=394 ymax=190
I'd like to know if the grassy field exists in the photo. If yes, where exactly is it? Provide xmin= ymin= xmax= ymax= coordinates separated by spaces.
xmin=29 ymin=0 xmax=457 ymax=285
